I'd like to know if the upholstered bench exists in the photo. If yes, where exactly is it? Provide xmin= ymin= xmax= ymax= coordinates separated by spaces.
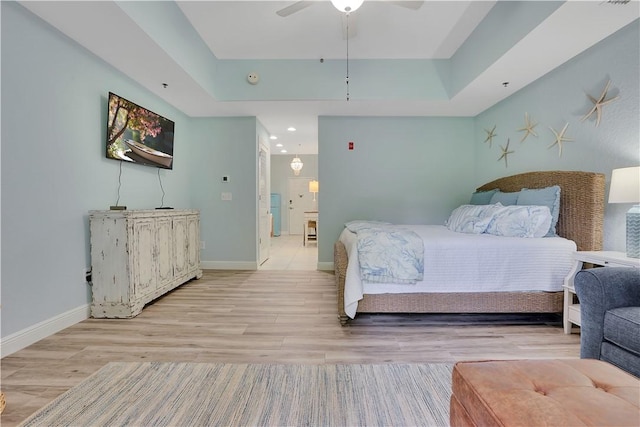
xmin=450 ymin=359 xmax=640 ymax=427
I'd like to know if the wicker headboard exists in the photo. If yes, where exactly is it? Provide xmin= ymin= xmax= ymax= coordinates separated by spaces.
xmin=476 ymin=171 xmax=605 ymax=252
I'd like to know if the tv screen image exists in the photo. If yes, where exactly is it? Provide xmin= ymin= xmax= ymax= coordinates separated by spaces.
xmin=106 ymin=92 xmax=175 ymax=169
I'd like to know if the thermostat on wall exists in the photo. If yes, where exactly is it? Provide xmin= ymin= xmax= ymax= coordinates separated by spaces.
xmin=247 ymin=73 xmax=259 ymax=85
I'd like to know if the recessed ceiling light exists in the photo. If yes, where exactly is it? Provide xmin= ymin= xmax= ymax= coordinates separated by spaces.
xmin=270 ymin=135 xmax=277 ymax=140
xmin=280 ymin=149 xmax=287 ymax=153
xmin=287 ymin=127 xmax=296 ymax=132
xmin=276 ymin=143 xmax=283 ymax=147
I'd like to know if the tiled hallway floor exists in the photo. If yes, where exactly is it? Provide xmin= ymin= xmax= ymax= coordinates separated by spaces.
xmin=260 ymin=234 xmax=318 ymax=270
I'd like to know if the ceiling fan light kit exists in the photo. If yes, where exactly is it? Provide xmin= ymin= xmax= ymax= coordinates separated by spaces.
xmin=331 ymin=0 xmax=364 ymax=14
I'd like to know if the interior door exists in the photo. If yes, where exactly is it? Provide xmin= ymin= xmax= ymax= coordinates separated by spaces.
xmin=258 ymin=138 xmax=270 ymax=265
xmin=288 ymin=177 xmax=314 ymax=235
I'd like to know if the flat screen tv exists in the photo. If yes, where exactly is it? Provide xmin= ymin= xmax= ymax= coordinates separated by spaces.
xmin=106 ymin=92 xmax=175 ymax=169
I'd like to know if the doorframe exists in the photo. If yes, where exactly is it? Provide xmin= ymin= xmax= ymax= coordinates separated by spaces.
xmin=257 ymin=137 xmax=270 ymax=265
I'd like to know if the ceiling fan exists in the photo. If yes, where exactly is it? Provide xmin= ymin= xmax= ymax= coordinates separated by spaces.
xmin=276 ymin=1 xmax=424 ymax=18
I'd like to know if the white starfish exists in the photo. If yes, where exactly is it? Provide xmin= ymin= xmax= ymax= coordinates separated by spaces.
xmin=484 ymin=125 xmax=497 ymax=148
xmin=581 ymin=80 xmax=619 ymax=127
xmin=548 ymin=123 xmax=573 ymax=157
xmin=498 ymin=138 xmax=514 ymax=168
xmin=518 ymin=112 xmax=538 ymax=143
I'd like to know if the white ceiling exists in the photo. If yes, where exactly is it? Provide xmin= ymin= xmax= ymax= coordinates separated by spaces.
xmin=20 ymin=1 xmax=639 ymax=155
xmin=178 ymin=1 xmax=492 ymax=60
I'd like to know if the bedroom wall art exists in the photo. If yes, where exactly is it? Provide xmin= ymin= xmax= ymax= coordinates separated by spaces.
xmin=484 ymin=125 xmax=497 ymax=147
xmin=548 ymin=122 xmax=573 ymax=157
xmin=498 ymin=138 xmax=514 ymax=167
xmin=581 ymin=79 xmax=619 ymax=127
xmin=517 ymin=113 xmax=538 ymax=142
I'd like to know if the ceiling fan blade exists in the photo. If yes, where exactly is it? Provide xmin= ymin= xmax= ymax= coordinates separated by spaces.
xmin=276 ymin=1 xmax=314 ymax=17
xmin=389 ymin=1 xmax=424 ymax=10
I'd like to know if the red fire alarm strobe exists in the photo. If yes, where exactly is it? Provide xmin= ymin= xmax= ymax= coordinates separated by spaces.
xmin=348 ymin=141 xmax=354 ymax=150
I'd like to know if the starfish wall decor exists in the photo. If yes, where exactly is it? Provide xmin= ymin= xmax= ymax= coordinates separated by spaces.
xmin=517 ymin=112 xmax=538 ymax=142
xmin=498 ymin=138 xmax=514 ymax=168
xmin=548 ymin=123 xmax=573 ymax=157
xmin=581 ymin=79 xmax=619 ymax=127
xmin=483 ymin=125 xmax=497 ymax=147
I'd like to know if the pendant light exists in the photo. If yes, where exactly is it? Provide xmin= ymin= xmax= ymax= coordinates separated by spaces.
xmin=290 ymin=156 xmax=303 ymax=175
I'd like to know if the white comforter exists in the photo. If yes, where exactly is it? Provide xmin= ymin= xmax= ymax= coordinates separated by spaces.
xmin=339 ymin=225 xmax=577 ymax=318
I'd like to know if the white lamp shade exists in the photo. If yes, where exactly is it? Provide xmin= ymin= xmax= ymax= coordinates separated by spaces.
xmin=309 ymin=180 xmax=319 ymax=193
xmin=609 ymin=166 xmax=640 ymax=203
xmin=331 ymin=0 xmax=364 ymax=13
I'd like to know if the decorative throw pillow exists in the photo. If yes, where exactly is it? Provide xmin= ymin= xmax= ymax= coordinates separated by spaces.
xmin=489 ymin=190 xmax=520 ymax=206
xmin=469 ymin=189 xmax=498 ymax=205
xmin=446 ymin=204 xmax=501 ymax=234
xmin=517 ymin=186 xmax=561 ymax=237
xmin=485 ymin=205 xmax=552 ymax=238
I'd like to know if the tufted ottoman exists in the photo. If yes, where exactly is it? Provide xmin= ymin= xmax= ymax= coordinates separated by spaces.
xmin=450 ymin=359 xmax=640 ymax=427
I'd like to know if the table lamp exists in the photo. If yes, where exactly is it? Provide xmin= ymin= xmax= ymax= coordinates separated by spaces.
xmin=609 ymin=166 xmax=640 ymax=258
xmin=309 ymin=180 xmax=319 ymax=210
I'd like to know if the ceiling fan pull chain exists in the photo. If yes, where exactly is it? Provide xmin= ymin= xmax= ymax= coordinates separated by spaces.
xmin=346 ymin=12 xmax=350 ymax=101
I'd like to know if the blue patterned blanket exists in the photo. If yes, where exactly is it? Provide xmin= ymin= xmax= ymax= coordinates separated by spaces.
xmin=345 ymin=221 xmax=424 ymax=284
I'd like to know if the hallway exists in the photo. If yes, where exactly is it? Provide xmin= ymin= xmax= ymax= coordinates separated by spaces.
xmin=260 ymin=234 xmax=318 ymax=271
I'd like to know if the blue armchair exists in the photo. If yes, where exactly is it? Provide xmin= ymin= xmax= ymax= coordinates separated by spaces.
xmin=574 ymin=267 xmax=640 ymax=377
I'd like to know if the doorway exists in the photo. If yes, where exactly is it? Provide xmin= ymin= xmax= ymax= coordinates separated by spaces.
xmin=287 ymin=177 xmax=315 ymax=235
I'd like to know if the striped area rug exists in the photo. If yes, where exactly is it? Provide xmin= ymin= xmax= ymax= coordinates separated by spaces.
xmin=20 ymin=362 xmax=453 ymax=426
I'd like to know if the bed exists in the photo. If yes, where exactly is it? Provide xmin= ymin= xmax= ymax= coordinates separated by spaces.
xmin=334 ymin=171 xmax=605 ymax=325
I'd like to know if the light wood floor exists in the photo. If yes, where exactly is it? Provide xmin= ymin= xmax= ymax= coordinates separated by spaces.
xmin=0 ymin=269 xmax=580 ymax=426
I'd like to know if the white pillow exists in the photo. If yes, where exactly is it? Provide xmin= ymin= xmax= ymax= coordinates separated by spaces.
xmin=485 ymin=205 xmax=552 ymax=238
xmin=446 ymin=204 xmax=502 ymax=234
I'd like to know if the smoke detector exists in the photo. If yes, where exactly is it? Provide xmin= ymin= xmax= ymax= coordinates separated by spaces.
xmin=247 ymin=73 xmax=259 ymax=85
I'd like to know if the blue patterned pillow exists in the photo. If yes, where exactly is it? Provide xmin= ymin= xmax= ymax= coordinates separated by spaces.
xmin=485 ymin=205 xmax=553 ymax=238
xmin=446 ymin=204 xmax=501 ymax=234
xmin=517 ymin=186 xmax=561 ymax=237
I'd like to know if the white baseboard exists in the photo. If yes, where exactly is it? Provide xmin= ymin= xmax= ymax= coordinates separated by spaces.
xmin=1 ymin=304 xmax=90 ymax=358
xmin=201 ymin=261 xmax=258 ymax=270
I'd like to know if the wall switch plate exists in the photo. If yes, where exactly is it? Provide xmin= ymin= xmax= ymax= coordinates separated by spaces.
xmin=221 ymin=192 xmax=232 ymax=201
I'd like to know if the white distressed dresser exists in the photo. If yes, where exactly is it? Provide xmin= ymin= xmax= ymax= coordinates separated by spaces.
xmin=89 ymin=209 xmax=202 ymax=318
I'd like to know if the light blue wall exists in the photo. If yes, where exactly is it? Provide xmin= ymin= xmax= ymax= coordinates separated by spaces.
xmin=318 ymin=117 xmax=475 ymax=263
xmin=1 ymin=2 xmax=262 ymax=338
xmin=188 ymin=117 xmax=258 ymax=267
xmin=1 ymin=2 xmax=193 ymax=337
xmin=215 ymin=59 xmax=450 ymax=101
xmin=474 ymin=20 xmax=640 ymax=251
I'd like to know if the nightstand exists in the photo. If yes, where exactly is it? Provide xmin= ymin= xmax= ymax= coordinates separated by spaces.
xmin=563 ymin=251 xmax=640 ymax=334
